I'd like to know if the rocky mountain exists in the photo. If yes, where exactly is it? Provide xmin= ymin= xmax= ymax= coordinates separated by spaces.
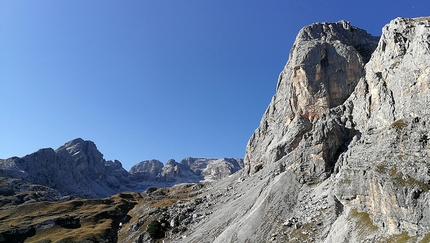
xmin=147 ymin=17 xmax=429 ymax=242
xmin=1 ymin=17 xmax=430 ymax=243
xmin=0 ymin=138 xmax=243 ymax=199
xmin=130 ymin=157 xmax=244 ymax=183
xmin=244 ymin=20 xmax=380 ymax=175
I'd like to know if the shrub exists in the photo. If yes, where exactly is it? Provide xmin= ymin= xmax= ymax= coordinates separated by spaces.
xmin=172 ymin=227 xmax=180 ymax=234
xmin=146 ymin=220 xmax=165 ymax=239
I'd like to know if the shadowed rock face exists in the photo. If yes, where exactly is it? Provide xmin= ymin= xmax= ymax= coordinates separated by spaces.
xmin=0 ymin=138 xmax=130 ymax=198
xmin=244 ymin=20 xmax=379 ymax=175
xmin=0 ymin=138 xmax=243 ymax=199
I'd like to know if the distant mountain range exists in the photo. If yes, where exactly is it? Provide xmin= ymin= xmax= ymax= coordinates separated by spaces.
xmin=0 ymin=138 xmax=243 ymax=199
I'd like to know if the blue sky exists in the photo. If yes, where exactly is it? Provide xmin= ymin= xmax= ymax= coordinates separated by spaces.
xmin=1 ymin=1 xmax=428 ymax=170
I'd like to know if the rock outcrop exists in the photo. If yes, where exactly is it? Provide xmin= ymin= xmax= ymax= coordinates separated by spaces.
xmin=162 ymin=17 xmax=430 ymax=243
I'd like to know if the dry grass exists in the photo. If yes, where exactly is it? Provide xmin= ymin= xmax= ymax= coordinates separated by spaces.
xmin=380 ymin=232 xmax=418 ymax=243
xmin=348 ymin=208 xmax=379 ymax=239
xmin=0 ymin=184 xmax=204 ymax=242
xmin=0 ymin=193 xmax=139 ymax=242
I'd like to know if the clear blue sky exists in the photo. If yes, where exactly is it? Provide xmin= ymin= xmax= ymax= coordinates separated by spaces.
xmin=1 ymin=1 xmax=428 ymax=170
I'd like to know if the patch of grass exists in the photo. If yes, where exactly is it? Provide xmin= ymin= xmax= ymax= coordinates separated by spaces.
xmin=421 ymin=232 xmax=430 ymax=243
xmin=391 ymin=119 xmax=407 ymax=130
xmin=381 ymin=232 xmax=417 ymax=243
xmin=150 ymin=198 xmax=180 ymax=208
xmin=348 ymin=208 xmax=378 ymax=239
xmin=286 ymin=222 xmax=317 ymax=242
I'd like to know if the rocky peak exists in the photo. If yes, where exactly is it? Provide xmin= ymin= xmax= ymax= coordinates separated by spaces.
xmin=129 ymin=159 xmax=164 ymax=179
xmin=244 ymin=20 xmax=379 ymax=174
xmin=297 ymin=20 xmax=379 ymax=62
xmin=129 ymin=157 xmax=244 ymax=183
xmin=0 ymin=139 xmax=244 ymax=199
xmin=161 ymin=17 xmax=430 ymax=243
xmin=55 ymin=138 xmax=106 ymax=180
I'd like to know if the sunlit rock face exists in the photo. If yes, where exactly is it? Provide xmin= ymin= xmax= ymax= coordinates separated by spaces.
xmin=172 ymin=17 xmax=430 ymax=243
xmin=244 ymin=20 xmax=379 ymax=175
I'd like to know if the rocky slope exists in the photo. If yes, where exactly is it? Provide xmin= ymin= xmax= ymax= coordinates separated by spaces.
xmin=136 ymin=17 xmax=429 ymax=243
xmin=0 ymin=138 xmax=243 ymax=199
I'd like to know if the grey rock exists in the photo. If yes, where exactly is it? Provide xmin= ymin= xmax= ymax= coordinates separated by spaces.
xmin=244 ymin=20 xmax=379 ymax=175
xmin=0 ymin=138 xmax=122 ymax=198
xmin=129 ymin=159 xmax=164 ymax=181
xmin=170 ymin=17 xmax=430 ymax=243
xmin=0 ymin=138 xmax=243 ymax=199
xmin=129 ymin=157 xmax=244 ymax=184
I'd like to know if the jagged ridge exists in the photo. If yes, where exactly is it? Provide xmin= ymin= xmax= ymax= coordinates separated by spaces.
xmin=0 ymin=138 xmax=243 ymax=199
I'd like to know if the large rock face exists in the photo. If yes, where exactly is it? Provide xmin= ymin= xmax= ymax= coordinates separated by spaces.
xmin=244 ymin=20 xmax=379 ymax=175
xmin=164 ymin=17 xmax=430 ymax=243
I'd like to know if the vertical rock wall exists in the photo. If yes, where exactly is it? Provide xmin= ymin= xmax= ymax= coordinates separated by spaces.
xmin=244 ymin=20 xmax=379 ymax=174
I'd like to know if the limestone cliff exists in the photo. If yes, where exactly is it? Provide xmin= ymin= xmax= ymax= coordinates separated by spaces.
xmin=167 ymin=17 xmax=430 ymax=243
xmin=244 ymin=20 xmax=379 ymax=175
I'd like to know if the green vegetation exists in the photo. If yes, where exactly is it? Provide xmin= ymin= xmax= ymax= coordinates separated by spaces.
xmin=421 ymin=232 xmax=430 ymax=243
xmin=0 ymin=182 xmax=204 ymax=242
xmin=375 ymin=165 xmax=397 ymax=177
xmin=286 ymin=222 xmax=317 ymax=242
xmin=147 ymin=220 xmax=165 ymax=239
